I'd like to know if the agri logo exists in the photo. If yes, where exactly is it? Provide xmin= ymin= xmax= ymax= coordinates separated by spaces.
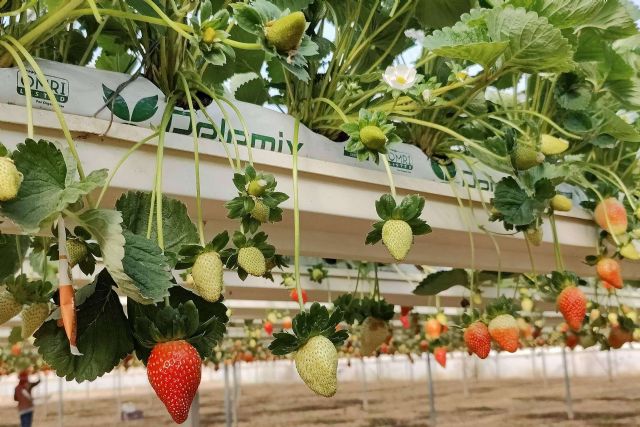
xmin=430 ymin=159 xmax=457 ymax=181
xmin=102 ymin=84 xmax=158 ymax=123
xmin=16 ymin=70 xmax=69 ymax=103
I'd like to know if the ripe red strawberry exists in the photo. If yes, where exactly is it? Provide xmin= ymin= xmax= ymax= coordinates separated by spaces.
xmin=263 ymin=321 xmax=273 ymax=335
xmin=594 ymin=198 xmax=628 ymax=235
xmin=488 ymin=314 xmax=519 ymax=353
xmin=282 ymin=316 xmax=292 ymax=329
xmin=464 ymin=321 xmax=491 ymax=359
xmin=399 ymin=315 xmax=409 ymax=329
xmin=434 ymin=347 xmax=447 ymax=368
xmin=602 ymin=281 xmax=616 ymax=292
xmin=400 ymin=306 xmax=412 ymax=316
xmin=596 ymin=258 xmax=623 ymax=289
xmin=608 ymin=326 xmax=632 ymax=349
xmin=290 ymin=289 xmax=308 ymax=304
xmin=557 ymin=286 xmax=587 ymax=331
xmin=419 ymin=340 xmax=429 ymax=352
xmin=424 ymin=318 xmax=442 ymax=339
xmin=147 ymin=340 xmax=201 ymax=424
xmin=565 ymin=333 xmax=578 ymax=350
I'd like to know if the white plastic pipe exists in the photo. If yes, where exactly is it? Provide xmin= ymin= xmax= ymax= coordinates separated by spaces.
xmin=426 ymin=353 xmax=437 ymax=426
xmin=561 ymin=347 xmax=574 ymax=420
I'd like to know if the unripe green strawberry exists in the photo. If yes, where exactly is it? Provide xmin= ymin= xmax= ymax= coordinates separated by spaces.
xmin=265 ymin=11 xmax=306 ymax=54
xmin=511 ymin=144 xmax=545 ymax=170
xmin=0 ymin=290 xmax=21 ymax=325
xmin=359 ymin=125 xmax=387 ymax=151
xmin=283 ymin=275 xmax=296 ymax=288
xmin=250 ymin=199 xmax=270 ymax=223
xmin=521 ymin=297 xmax=534 ymax=312
xmin=0 ymin=157 xmax=22 ymax=201
xmin=540 ymin=134 xmax=569 ymax=155
xmin=21 ymin=303 xmax=49 ymax=339
xmin=311 ymin=268 xmax=324 ymax=282
xmin=202 ymin=27 xmax=216 ymax=44
xmin=551 ymin=194 xmax=572 ymax=211
xmin=360 ymin=317 xmax=389 ymax=356
xmin=382 ymin=219 xmax=413 ymax=261
xmin=247 ymin=179 xmax=267 ymax=197
xmin=620 ymin=242 xmax=640 ymax=260
xmin=191 ymin=251 xmax=223 ymax=302
xmin=294 ymin=335 xmax=338 ymax=397
xmin=238 ymin=247 xmax=266 ymax=276
xmin=525 ymin=227 xmax=542 ymax=246
xmin=66 ymin=239 xmax=87 ymax=267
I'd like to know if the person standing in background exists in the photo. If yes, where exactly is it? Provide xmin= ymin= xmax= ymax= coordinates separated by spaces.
xmin=14 ymin=371 xmax=40 ymax=427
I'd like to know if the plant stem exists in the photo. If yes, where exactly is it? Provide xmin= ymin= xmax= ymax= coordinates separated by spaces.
xmin=549 ymin=213 xmax=565 ymax=271
xmin=194 ymin=97 xmax=236 ymax=171
xmin=222 ymin=39 xmax=263 ymax=50
xmin=292 ymin=117 xmax=304 ymax=311
xmin=381 ymin=155 xmax=397 ymax=199
xmin=220 ymin=96 xmax=254 ymax=166
xmin=95 ymin=131 xmax=159 ymax=208
xmin=154 ymin=98 xmax=177 ymax=251
xmin=313 ymin=98 xmax=350 ymax=123
xmin=5 ymin=36 xmax=86 ymax=180
xmin=0 ymin=41 xmax=33 ymax=138
xmin=179 ymin=74 xmax=206 ymax=245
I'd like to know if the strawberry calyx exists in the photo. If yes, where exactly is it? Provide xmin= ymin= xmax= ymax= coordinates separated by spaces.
xmin=485 ymin=295 xmax=518 ymax=320
xmin=225 ymin=165 xmax=289 ymax=232
xmin=4 ymin=274 xmax=53 ymax=305
xmin=268 ymin=302 xmax=348 ymax=356
xmin=176 ymin=231 xmax=229 ymax=269
xmin=332 ymin=294 xmax=394 ymax=326
xmin=341 ymin=109 xmax=403 ymax=163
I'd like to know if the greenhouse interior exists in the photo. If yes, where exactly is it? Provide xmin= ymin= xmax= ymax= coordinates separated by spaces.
xmin=1 ymin=0 xmax=640 ymax=426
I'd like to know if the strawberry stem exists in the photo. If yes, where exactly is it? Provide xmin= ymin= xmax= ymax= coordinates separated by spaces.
xmin=154 ymin=98 xmax=177 ymax=252
xmin=193 ymin=97 xmax=236 ymax=171
xmin=549 ymin=213 xmax=565 ymax=271
xmin=179 ymin=74 xmax=206 ymax=246
xmin=381 ymin=155 xmax=396 ymax=199
xmin=220 ymin=96 xmax=254 ymax=167
xmin=292 ymin=117 xmax=304 ymax=311
xmin=0 ymin=41 xmax=33 ymax=139
xmin=95 ymin=131 xmax=160 ymax=209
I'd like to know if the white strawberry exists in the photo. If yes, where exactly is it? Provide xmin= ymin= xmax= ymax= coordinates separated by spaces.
xmin=191 ymin=251 xmax=223 ymax=302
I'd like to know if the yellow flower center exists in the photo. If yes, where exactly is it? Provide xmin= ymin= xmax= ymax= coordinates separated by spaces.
xmin=395 ymin=75 xmax=407 ymax=84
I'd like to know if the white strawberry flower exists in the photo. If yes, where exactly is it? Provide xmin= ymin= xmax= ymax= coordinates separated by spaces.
xmin=422 ymin=89 xmax=432 ymax=102
xmin=383 ymin=64 xmax=418 ymax=91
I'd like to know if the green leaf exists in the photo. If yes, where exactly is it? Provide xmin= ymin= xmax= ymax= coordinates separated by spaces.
xmin=230 ymin=73 xmax=268 ymax=105
xmin=34 ymin=270 xmax=134 ymax=382
xmin=116 ymin=191 xmax=199 ymax=256
xmin=127 ymin=0 xmax=162 ymax=18
xmin=605 ymin=77 xmax=640 ymax=110
xmin=413 ymin=269 xmax=469 ymax=295
xmin=1 ymin=140 xmax=107 ymax=233
xmin=486 ymin=7 xmax=575 ymax=73
xmin=424 ymin=11 xmax=509 ymax=67
xmin=575 ymin=0 xmax=638 ymax=39
xmin=130 ymin=95 xmax=159 ymax=122
xmin=416 ymin=0 xmax=475 ymax=29
xmin=95 ymin=51 xmax=134 ymax=74
xmin=531 ymin=0 xmax=608 ymax=29
xmin=493 ymin=177 xmax=544 ymax=226
xmin=101 ymin=85 xmax=130 ymax=121
xmin=0 ymin=234 xmax=30 ymax=281
xmin=120 ymin=231 xmax=173 ymax=303
xmin=269 ymin=0 xmax=312 ymax=11
xmin=599 ymin=109 xmax=640 ymax=142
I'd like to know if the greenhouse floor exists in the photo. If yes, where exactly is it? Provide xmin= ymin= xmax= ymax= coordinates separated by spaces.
xmin=0 ymin=375 xmax=637 ymax=426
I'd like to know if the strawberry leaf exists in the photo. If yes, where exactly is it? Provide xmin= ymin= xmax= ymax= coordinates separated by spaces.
xmin=116 ymin=191 xmax=199 ymax=257
xmin=1 ymin=139 xmax=107 ymax=233
xmin=33 ymin=270 xmax=134 ymax=382
xmin=0 ymin=234 xmax=30 ymax=282
xmin=413 ymin=269 xmax=469 ymax=296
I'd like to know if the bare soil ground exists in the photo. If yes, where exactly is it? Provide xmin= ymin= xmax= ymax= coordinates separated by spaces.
xmin=0 ymin=375 xmax=636 ymax=426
